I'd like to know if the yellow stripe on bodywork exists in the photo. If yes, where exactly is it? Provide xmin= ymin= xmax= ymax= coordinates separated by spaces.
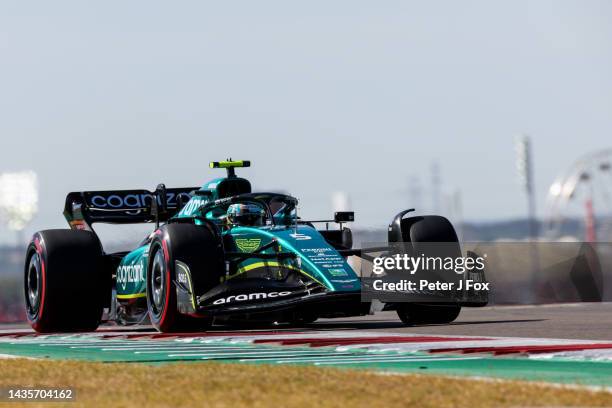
xmin=230 ymin=261 xmax=324 ymax=287
xmin=116 ymin=293 xmax=147 ymax=299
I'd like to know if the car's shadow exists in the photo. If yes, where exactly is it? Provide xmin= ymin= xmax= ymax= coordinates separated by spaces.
xmin=293 ymin=318 xmax=547 ymax=331
xmin=199 ymin=318 xmax=548 ymax=332
xmin=99 ymin=318 xmax=547 ymax=333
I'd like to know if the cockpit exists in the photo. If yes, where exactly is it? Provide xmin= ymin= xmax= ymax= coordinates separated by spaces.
xmin=200 ymin=193 xmax=298 ymax=228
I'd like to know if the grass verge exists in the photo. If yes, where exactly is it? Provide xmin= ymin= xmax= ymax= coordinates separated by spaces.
xmin=1 ymin=359 xmax=611 ymax=407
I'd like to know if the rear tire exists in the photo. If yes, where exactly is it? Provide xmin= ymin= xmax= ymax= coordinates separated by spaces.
xmin=147 ymin=223 xmax=223 ymax=332
xmin=24 ymin=230 xmax=106 ymax=333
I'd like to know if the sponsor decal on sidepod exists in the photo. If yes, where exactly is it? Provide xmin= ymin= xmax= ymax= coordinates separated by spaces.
xmin=116 ymin=262 xmax=145 ymax=290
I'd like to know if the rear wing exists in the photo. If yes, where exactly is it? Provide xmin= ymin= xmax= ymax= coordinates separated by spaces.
xmin=63 ymin=186 xmax=199 ymax=230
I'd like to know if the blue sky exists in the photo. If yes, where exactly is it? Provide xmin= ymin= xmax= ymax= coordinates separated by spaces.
xmin=1 ymin=1 xmax=611 ymax=243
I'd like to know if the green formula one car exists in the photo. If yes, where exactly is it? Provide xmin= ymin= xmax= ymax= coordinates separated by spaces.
xmin=24 ymin=160 xmax=486 ymax=333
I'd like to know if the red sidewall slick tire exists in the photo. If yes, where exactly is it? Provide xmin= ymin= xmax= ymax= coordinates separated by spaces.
xmin=24 ymin=237 xmax=47 ymax=332
xmin=147 ymin=224 xmax=221 ymax=333
xmin=147 ymin=236 xmax=177 ymax=332
xmin=24 ymin=230 xmax=105 ymax=333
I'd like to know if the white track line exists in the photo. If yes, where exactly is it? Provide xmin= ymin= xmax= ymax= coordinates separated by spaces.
xmin=243 ymin=354 xmax=443 ymax=363
xmin=132 ymin=348 xmax=271 ymax=353
xmin=88 ymin=346 xmax=263 ymax=351
xmin=167 ymin=350 xmax=353 ymax=358
xmin=313 ymin=357 xmax=481 ymax=365
xmin=0 ymin=353 xmax=37 ymax=360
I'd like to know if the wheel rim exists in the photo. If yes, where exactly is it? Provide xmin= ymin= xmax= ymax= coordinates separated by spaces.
xmin=26 ymin=252 xmax=41 ymax=314
xmin=150 ymin=248 xmax=166 ymax=315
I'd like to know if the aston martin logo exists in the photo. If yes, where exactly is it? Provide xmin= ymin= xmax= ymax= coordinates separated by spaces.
xmin=235 ymin=238 xmax=261 ymax=252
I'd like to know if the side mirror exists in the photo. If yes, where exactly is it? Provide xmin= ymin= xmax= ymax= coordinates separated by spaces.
xmin=155 ymin=183 xmax=168 ymax=213
xmin=151 ymin=184 xmax=167 ymax=228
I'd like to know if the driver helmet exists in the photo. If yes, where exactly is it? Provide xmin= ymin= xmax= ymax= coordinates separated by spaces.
xmin=227 ymin=203 xmax=265 ymax=226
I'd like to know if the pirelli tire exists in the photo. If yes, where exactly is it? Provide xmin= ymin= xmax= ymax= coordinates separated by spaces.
xmin=24 ymin=229 xmax=106 ymax=333
xmin=147 ymin=223 xmax=223 ymax=332
xmin=393 ymin=215 xmax=463 ymax=325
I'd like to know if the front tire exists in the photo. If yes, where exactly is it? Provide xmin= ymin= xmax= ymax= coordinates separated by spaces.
xmin=391 ymin=215 xmax=463 ymax=326
xmin=147 ymin=223 xmax=223 ymax=332
xmin=24 ymin=230 xmax=106 ymax=333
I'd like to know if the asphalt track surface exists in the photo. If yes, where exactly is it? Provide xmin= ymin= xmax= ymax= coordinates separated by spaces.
xmin=1 ymin=303 xmax=611 ymax=340
xmin=315 ymin=303 xmax=612 ymax=341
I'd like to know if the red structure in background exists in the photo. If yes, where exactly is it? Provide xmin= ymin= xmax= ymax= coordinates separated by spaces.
xmin=585 ymin=198 xmax=596 ymax=242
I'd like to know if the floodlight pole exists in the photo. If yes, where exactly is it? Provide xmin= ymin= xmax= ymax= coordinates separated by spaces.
xmin=516 ymin=135 xmax=539 ymax=303
xmin=516 ymin=136 xmax=538 ymax=240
